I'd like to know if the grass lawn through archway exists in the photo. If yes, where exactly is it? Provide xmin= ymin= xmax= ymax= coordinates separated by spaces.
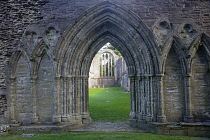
xmin=89 ymin=86 xmax=130 ymax=122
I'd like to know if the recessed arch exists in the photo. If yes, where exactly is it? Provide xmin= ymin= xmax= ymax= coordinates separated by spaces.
xmin=31 ymin=39 xmax=55 ymax=78
xmin=8 ymin=50 xmax=33 ymax=124
xmin=9 ymin=48 xmax=31 ymax=78
xmin=163 ymin=41 xmax=185 ymax=122
xmin=55 ymin=1 xmax=161 ymax=77
xmin=161 ymin=36 xmax=188 ymax=75
xmin=82 ymin=37 xmax=134 ymax=77
xmin=36 ymin=52 xmax=55 ymax=124
xmin=79 ymin=34 xmax=139 ymax=77
xmin=188 ymin=33 xmax=210 ymax=73
xmin=52 ymin=1 xmax=163 ymax=124
xmin=188 ymin=33 xmax=210 ymax=122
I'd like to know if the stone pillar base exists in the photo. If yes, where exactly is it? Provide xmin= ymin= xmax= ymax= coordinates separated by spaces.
xmin=129 ymin=112 xmax=136 ymax=119
xmin=184 ymin=115 xmax=194 ymax=123
xmin=53 ymin=115 xmax=61 ymax=124
xmin=157 ymin=115 xmax=166 ymax=123
xmin=139 ymin=114 xmax=146 ymax=120
xmin=32 ymin=115 xmax=39 ymax=124
xmin=129 ymin=119 xmax=138 ymax=127
xmin=82 ymin=117 xmax=92 ymax=124
xmin=61 ymin=115 xmax=68 ymax=122
xmin=146 ymin=115 xmax=153 ymax=122
xmin=73 ymin=114 xmax=81 ymax=120
xmin=81 ymin=112 xmax=89 ymax=119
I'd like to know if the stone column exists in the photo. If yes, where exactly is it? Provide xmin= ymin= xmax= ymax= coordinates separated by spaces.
xmin=53 ymin=76 xmax=61 ymax=123
xmin=8 ymin=77 xmax=16 ymax=123
xmin=146 ymin=76 xmax=153 ymax=122
xmin=111 ymin=56 xmax=113 ymax=76
xmin=61 ymin=77 xmax=68 ymax=122
xmin=184 ymin=74 xmax=193 ymax=122
xmin=31 ymin=76 xmax=38 ymax=123
xmin=129 ymin=76 xmax=136 ymax=119
xmin=66 ymin=76 xmax=71 ymax=121
xmin=80 ymin=76 xmax=85 ymax=116
xmin=84 ymin=77 xmax=89 ymax=115
xmin=139 ymin=76 xmax=146 ymax=121
xmin=108 ymin=54 xmax=110 ymax=76
xmin=104 ymin=54 xmax=106 ymax=77
xmin=142 ymin=76 xmax=147 ymax=121
xmin=81 ymin=76 xmax=90 ymax=123
xmin=73 ymin=76 xmax=80 ymax=121
xmin=156 ymin=74 xmax=166 ymax=123
xmin=68 ymin=76 xmax=74 ymax=122
xmin=135 ymin=76 xmax=140 ymax=120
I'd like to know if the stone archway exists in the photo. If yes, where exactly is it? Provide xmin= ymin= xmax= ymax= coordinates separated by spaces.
xmin=4 ymin=0 xmax=210 ymax=136
xmin=54 ymin=1 xmax=162 ymax=125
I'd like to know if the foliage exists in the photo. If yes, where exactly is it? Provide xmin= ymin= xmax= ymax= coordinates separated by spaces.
xmin=103 ymin=44 xmax=122 ymax=56
xmin=89 ymin=87 xmax=130 ymax=122
xmin=29 ymin=56 xmax=36 ymax=61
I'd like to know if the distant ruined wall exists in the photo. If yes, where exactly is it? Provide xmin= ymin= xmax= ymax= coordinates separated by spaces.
xmin=0 ymin=0 xmax=210 ymax=125
xmin=89 ymin=49 xmax=128 ymax=90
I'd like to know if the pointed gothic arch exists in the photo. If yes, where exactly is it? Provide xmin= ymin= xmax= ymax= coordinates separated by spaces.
xmin=55 ymin=1 xmax=161 ymax=76
xmin=31 ymin=39 xmax=55 ymax=78
xmin=3 ymin=0 xmax=210 ymax=135
xmin=30 ymin=40 xmax=56 ymax=124
xmin=8 ymin=49 xmax=33 ymax=124
xmin=162 ymin=36 xmax=187 ymax=122
xmin=188 ymin=33 xmax=210 ymax=73
xmin=53 ymin=1 xmax=164 ymax=124
xmin=188 ymin=33 xmax=210 ymax=122
xmin=161 ymin=36 xmax=188 ymax=74
xmin=8 ymin=48 xmax=31 ymax=79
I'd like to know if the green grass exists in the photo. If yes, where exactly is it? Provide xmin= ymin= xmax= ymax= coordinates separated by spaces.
xmin=89 ymin=86 xmax=130 ymax=122
xmin=1 ymin=132 xmax=206 ymax=140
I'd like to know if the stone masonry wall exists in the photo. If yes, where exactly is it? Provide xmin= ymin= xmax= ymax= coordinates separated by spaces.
xmin=1 ymin=0 xmax=210 ymax=125
xmin=0 ymin=95 xmax=7 ymax=115
xmin=1 ymin=0 xmax=210 ymax=95
xmin=89 ymin=49 xmax=128 ymax=89
xmin=1 ymin=0 xmax=210 ymax=89
xmin=0 ymin=0 xmax=49 ymax=94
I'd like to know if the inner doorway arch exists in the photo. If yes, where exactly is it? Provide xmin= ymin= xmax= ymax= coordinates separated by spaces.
xmin=54 ymin=1 xmax=162 ymax=124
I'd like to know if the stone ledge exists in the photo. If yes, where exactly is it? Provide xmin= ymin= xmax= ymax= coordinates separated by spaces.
xmin=180 ymin=122 xmax=210 ymax=126
xmin=137 ymin=122 xmax=210 ymax=137
xmin=10 ymin=122 xmax=88 ymax=134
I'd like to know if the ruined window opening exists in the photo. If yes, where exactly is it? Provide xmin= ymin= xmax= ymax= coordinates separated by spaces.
xmin=100 ymin=52 xmax=114 ymax=77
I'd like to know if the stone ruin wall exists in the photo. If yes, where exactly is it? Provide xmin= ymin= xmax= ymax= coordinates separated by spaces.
xmin=89 ymin=49 xmax=129 ymax=90
xmin=0 ymin=0 xmax=210 ymax=124
xmin=1 ymin=0 xmax=210 ymax=94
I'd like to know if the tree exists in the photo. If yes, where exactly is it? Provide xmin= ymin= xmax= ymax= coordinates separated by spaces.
xmin=103 ymin=43 xmax=122 ymax=56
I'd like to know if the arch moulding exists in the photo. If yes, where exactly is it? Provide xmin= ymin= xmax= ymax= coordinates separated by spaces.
xmin=53 ymin=1 xmax=164 ymax=125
